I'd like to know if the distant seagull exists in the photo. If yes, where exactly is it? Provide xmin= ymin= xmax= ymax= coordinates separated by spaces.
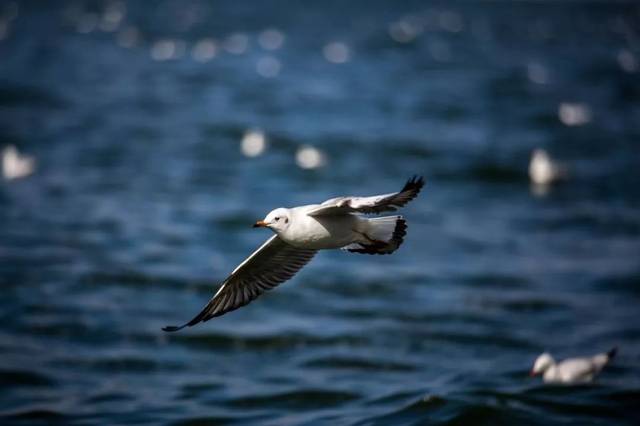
xmin=530 ymin=348 xmax=617 ymax=384
xmin=2 ymin=145 xmax=36 ymax=180
xmin=164 ymin=176 xmax=425 ymax=332
xmin=528 ymin=148 xmax=566 ymax=186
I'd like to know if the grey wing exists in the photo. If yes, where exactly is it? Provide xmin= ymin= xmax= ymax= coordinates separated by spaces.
xmin=163 ymin=236 xmax=316 ymax=332
xmin=558 ymin=359 xmax=598 ymax=382
xmin=307 ymin=176 xmax=425 ymax=216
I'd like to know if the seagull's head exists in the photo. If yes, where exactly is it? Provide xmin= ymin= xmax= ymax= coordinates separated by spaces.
xmin=254 ymin=208 xmax=291 ymax=233
xmin=530 ymin=352 xmax=554 ymax=376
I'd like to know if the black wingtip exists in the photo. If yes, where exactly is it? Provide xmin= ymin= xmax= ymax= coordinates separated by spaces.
xmin=402 ymin=175 xmax=425 ymax=193
xmin=607 ymin=346 xmax=618 ymax=359
xmin=162 ymin=324 xmax=188 ymax=332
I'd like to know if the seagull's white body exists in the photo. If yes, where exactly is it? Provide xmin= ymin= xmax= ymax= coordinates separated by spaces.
xmin=531 ymin=348 xmax=617 ymax=384
xmin=542 ymin=357 xmax=605 ymax=383
xmin=277 ymin=205 xmax=361 ymax=249
xmin=164 ymin=176 xmax=424 ymax=332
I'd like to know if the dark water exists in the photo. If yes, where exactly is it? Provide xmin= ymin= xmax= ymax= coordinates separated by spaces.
xmin=1 ymin=1 xmax=640 ymax=424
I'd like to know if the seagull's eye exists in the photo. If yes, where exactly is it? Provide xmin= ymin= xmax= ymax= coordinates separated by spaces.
xmin=274 ymin=217 xmax=280 ymax=221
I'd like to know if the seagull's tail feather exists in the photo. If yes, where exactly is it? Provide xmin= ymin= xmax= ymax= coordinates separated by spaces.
xmin=592 ymin=346 xmax=618 ymax=370
xmin=345 ymin=216 xmax=407 ymax=255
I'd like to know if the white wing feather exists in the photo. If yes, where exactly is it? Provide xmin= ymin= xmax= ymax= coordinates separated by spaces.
xmin=163 ymin=236 xmax=316 ymax=331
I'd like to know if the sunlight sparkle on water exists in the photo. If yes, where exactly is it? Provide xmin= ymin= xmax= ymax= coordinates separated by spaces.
xmin=617 ymin=49 xmax=638 ymax=73
xmin=527 ymin=62 xmax=549 ymax=84
xmin=192 ymin=38 xmax=218 ymax=62
xmin=389 ymin=18 xmax=422 ymax=43
xmin=151 ymin=39 xmax=186 ymax=61
xmin=241 ymin=130 xmax=267 ymax=158
xmin=224 ymin=33 xmax=249 ymax=55
xmin=99 ymin=1 xmax=125 ymax=32
xmin=558 ymin=102 xmax=591 ymax=127
xmin=296 ymin=145 xmax=326 ymax=169
xmin=258 ymin=28 xmax=285 ymax=51
xmin=257 ymin=56 xmax=281 ymax=78
xmin=323 ymin=42 xmax=350 ymax=64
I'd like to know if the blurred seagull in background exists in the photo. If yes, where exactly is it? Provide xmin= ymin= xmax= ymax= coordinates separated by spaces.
xmin=164 ymin=176 xmax=425 ymax=332
xmin=528 ymin=148 xmax=567 ymax=187
xmin=2 ymin=145 xmax=36 ymax=180
xmin=530 ymin=347 xmax=617 ymax=384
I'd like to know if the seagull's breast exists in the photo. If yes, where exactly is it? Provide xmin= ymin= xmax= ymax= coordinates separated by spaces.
xmin=280 ymin=206 xmax=361 ymax=250
xmin=542 ymin=366 xmax=561 ymax=383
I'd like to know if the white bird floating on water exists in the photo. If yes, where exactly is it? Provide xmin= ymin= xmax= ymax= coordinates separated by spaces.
xmin=2 ymin=145 xmax=36 ymax=180
xmin=528 ymin=148 xmax=566 ymax=187
xmin=530 ymin=348 xmax=617 ymax=384
xmin=164 ymin=176 xmax=425 ymax=332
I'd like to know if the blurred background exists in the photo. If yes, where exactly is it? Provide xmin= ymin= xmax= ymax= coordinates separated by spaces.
xmin=1 ymin=1 xmax=639 ymax=424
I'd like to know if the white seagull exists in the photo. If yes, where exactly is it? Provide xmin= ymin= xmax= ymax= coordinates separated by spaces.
xmin=163 ymin=176 xmax=425 ymax=332
xmin=528 ymin=148 xmax=566 ymax=186
xmin=2 ymin=145 xmax=36 ymax=180
xmin=530 ymin=347 xmax=617 ymax=384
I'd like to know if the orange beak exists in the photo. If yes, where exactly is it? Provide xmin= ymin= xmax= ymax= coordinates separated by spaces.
xmin=253 ymin=220 xmax=268 ymax=228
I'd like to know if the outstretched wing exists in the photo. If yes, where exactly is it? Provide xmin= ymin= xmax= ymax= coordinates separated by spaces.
xmin=307 ymin=176 xmax=425 ymax=216
xmin=163 ymin=236 xmax=316 ymax=332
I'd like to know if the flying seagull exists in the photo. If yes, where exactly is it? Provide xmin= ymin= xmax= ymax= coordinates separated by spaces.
xmin=530 ymin=347 xmax=617 ymax=384
xmin=163 ymin=176 xmax=425 ymax=332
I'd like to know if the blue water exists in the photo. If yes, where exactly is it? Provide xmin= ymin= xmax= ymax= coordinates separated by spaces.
xmin=1 ymin=1 xmax=639 ymax=425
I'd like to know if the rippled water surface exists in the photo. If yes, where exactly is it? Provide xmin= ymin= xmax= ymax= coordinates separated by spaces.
xmin=1 ymin=1 xmax=640 ymax=425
